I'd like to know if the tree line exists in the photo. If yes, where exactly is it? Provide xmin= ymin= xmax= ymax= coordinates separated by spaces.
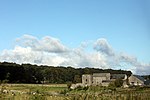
xmin=0 ymin=62 xmax=132 ymax=84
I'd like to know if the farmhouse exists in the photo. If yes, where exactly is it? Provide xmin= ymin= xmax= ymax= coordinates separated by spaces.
xmin=82 ymin=73 xmax=127 ymax=87
xmin=71 ymin=73 xmax=149 ymax=89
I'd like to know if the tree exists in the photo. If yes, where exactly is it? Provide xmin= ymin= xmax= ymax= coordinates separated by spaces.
xmin=0 ymin=61 xmax=132 ymax=84
xmin=73 ymin=75 xmax=81 ymax=83
xmin=109 ymin=79 xmax=123 ymax=87
xmin=114 ymin=79 xmax=123 ymax=87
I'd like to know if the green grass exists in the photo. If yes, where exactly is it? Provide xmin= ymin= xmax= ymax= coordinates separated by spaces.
xmin=67 ymin=86 xmax=150 ymax=100
xmin=0 ymin=83 xmax=68 ymax=100
xmin=1 ymin=84 xmax=150 ymax=100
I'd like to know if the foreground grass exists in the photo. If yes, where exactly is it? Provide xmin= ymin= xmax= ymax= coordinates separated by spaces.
xmin=1 ymin=84 xmax=150 ymax=100
xmin=0 ymin=83 xmax=67 ymax=100
xmin=67 ymin=86 xmax=150 ymax=100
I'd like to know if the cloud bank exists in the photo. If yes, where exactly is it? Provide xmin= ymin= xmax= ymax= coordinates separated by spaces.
xmin=0 ymin=34 xmax=149 ymax=75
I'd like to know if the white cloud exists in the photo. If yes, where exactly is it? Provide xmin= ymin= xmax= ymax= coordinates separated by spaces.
xmin=93 ymin=38 xmax=150 ymax=75
xmin=16 ymin=34 xmax=69 ymax=53
xmin=0 ymin=35 xmax=150 ymax=75
xmin=60 ymin=48 xmax=108 ymax=68
xmin=132 ymin=62 xmax=150 ymax=75
xmin=0 ymin=46 xmax=37 ymax=64
xmin=94 ymin=38 xmax=114 ymax=56
xmin=0 ymin=46 xmax=66 ymax=66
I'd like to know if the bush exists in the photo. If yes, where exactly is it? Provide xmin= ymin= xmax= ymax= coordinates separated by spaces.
xmin=109 ymin=79 xmax=123 ymax=88
xmin=66 ymin=82 xmax=72 ymax=89
xmin=114 ymin=79 xmax=123 ymax=87
xmin=83 ymin=86 xmax=89 ymax=91
xmin=29 ymin=94 xmax=47 ymax=100
xmin=60 ymin=89 xmax=68 ymax=95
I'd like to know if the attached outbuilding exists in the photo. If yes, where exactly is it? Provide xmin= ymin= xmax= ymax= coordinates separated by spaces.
xmin=128 ymin=75 xmax=146 ymax=86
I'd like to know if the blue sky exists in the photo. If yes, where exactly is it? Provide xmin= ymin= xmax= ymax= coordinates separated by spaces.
xmin=0 ymin=0 xmax=150 ymax=74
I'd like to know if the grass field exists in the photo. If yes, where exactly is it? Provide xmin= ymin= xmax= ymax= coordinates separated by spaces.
xmin=0 ymin=83 xmax=68 ymax=100
xmin=0 ymin=83 xmax=150 ymax=100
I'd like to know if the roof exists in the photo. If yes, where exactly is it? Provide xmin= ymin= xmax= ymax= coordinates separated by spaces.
xmin=144 ymin=80 xmax=150 ymax=85
xmin=133 ymin=75 xmax=145 ymax=82
xmin=111 ymin=74 xmax=126 ymax=79
xmin=93 ymin=73 xmax=110 ymax=77
xmin=82 ymin=74 xmax=92 ymax=76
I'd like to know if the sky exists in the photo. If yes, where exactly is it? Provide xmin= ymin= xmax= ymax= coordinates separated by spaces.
xmin=0 ymin=0 xmax=150 ymax=75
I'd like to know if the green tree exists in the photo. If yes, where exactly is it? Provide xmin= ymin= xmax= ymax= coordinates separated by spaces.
xmin=109 ymin=79 xmax=123 ymax=87
xmin=73 ymin=75 xmax=81 ymax=83
xmin=114 ymin=79 xmax=123 ymax=87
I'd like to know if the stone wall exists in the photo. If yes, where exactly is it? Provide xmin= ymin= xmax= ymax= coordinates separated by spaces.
xmin=82 ymin=74 xmax=93 ymax=86
xmin=93 ymin=77 xmax=106 ymax=86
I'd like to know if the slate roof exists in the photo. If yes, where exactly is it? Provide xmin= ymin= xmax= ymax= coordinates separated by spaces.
xmin=133 ymin=75 xmax=145 ymax=82
xmin=93 ymin=73 xmax=110 ymax=77
xmin=111 ymin=74 xmax=126 ymax=79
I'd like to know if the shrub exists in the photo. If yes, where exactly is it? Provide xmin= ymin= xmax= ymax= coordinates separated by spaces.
xmin=109 ymin=79 xmax=123 ymax=88
xmin=66 ymin=82 xmax=72 ymax=89
xmin=29 ymin=94 xmax=47 ymax=100
xmin=114 ymin=79 xmax=123 ymax=87
xmin=60 ymin=89 xmax=68 ymax=95
xmin=83 ymin=86 xmax=89 ymax=91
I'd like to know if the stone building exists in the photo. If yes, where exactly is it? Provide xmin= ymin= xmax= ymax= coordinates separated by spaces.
xmin=128 ymin=75 xmax=145 ymax=86
xmin=92 ymin=73 xmax=110 ymax=86
xmin=82 ymin=73 xmax=128 ymax=87
xmin=82 ymin=74 xmax=93 ymax=86
xmin=111 ymin=74 xmax=127 ymax=80
xmin=71 ymin=73 xmax=149 ymax=89
xmin=82 ymin=73 xmax=111 ymax=86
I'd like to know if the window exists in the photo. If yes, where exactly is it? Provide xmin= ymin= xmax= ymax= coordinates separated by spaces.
xmin=85 ymin=79 xmax=87 ymax=84
xmin=86 ymin=79 xmax=87 ymax=82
